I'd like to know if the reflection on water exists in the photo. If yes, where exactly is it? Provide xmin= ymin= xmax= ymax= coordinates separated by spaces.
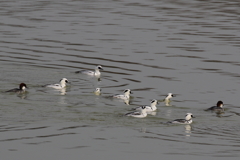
xmin=17 ymin=93 xmax=28 ymax=99
xmin=147 ymin=111 xmax=157 ymax=116
xmin=164 ymin=100 xmax=172 ymax=106
xmin=184 ymin=125 xmax=192 ymax=137
xmin=59 ymin=88 xmax=67 ymax=95
xmin=58 ymin=95 xmax=67 ymax=105
xmin=164 ymin=109 xmax=173 ymax=118
xmin=139 ymin=127 xmax=147 ymax=133
xmin=1 ymin=0 xmax=240 ymax=159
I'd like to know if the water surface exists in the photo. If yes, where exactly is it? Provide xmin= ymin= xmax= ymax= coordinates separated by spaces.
xmin=1 ymin=0 xmax=240 ymax=159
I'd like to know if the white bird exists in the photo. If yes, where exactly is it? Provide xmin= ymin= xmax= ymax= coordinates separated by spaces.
xmin=5 ymin=83 xmax=28 ymax=93
xmin=161 ymin=93 xmax=176 ymax=106
xmin=125 ymin=106 xmax=147 ymax=118
xmin=168 ymin=113 xmax=195 ymax=124
xmin=164 ymin=93 xmax=175 ymax=101
xmin=75 ymin=65 xmax=103 ymax=76
xmin=113 ymin=89 xmax=132 ymax=100
xmin=43 ymin=78 xmax=69 ymax=89
xmin=94 ymin=88 xmax=101 ymax=95
xmin=132 ymin=99 xmax=158 ymax=112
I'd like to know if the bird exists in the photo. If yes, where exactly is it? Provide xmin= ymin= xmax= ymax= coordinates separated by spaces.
xmin=5 ymin=83 xmax=28 ymax=93
xmin=125 ymin=106 xmax=147 ymax=118
xmin=164 ymin=93 xmax=175 ymax=102
xmin=113 ymin=89 xmax=132 ymax=100
xmin=75 ymin=65 xmax=103 ymax=76
xmin=43 ymin=78 xmax=69 ymax=89
xmin=160 ymin=93 xmax=176 ymax=106
xmin=94 ymin=88 xmax=101 ymax=95
xmin=167 ymin=113 xmax=195 ymax=124
xmin=131 ymin=99 xmax=158 ymax=112
xmin=205 ymin=101 xmax=224 ymax=112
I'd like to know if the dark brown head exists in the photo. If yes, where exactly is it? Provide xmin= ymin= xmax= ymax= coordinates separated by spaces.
xmin=216 ymin=101 xmax=224 ymax=108
xmin=19 ymin=83 xmax=27 ymax=90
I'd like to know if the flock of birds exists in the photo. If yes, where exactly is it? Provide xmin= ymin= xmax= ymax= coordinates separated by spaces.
xmin=4 ymin=65 xmax=224 ymax=124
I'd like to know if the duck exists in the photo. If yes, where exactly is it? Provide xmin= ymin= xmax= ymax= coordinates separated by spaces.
xmin=94 ymin=88 xmax=101 ymax=95
xmin=5 ymin=83 xmax=27 ymax=93
xmin=125 ymin=106 xmax=147 ymax=118
xmin=164 ymin=93 xmax=175 ymax=102
xmin=113 ymin=89 xmax=132 ymax=100
xmin=75 ymin=65 xmax=103 ymax=76
xmin=205 ymin=101 xmax=224 ymax=112
xmin=168 ymin=113 xmax=195 ymax=124
xmin=43 ymin=78 xmax=69 ymax=89
xmin=132 ymin=99 xmax=158 ymax=112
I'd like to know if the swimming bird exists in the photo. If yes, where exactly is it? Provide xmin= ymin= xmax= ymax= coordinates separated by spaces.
xmin=5 ymin=83 xmax=27 ymax=93
xmin=164 ymin=93 xmax=175 ymax=101
xmin=132 ymin=99 xmax=158 ymax=112
xmin=205 ymin=101 xmax=224 ymax=112
xmin=113 ymin=89 xmax=132 ymax=100
xmin=94 ymin=88 xmax=101 ymax=95
xmin=168 ymin=113 xmax=195 ymax=124
xmin=43 ymin=78 xmax=69 ymax=89
xmin=75 ymin=65 xmax=103 ymax=76
xmin=125 ymin=106 xmax=147 ymax=118
xmin=160 ymin=93 xmax=176 ymax=106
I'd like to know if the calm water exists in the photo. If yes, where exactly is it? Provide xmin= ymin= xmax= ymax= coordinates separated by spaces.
xmin=1 ymin=0 xmax=240 ymax=159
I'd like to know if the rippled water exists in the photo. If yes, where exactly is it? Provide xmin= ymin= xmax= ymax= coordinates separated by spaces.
xmin=1 ymin=0 xmax=240 ymax=159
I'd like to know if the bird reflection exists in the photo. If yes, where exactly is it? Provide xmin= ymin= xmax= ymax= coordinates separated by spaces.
xmin=164 ymin=100 xmax=172 ymax=106
xmin=164 ymin=109 xmax=172 ymax=118
xmin=112 ymin=96 xmax=131 ymax=105
xmin=139 ymin=127 xmax=147 ymax=133
xmin=123 ymin=99 xmax=130 ymax=105
xmin=17 ymin=92 xmax=28 ymax=99
xmin=89 ymin=74 xmax=101 ymax=82
xmin=147 ymin=111 xmax=157 ymax=116
xmin=215 ymin=111 xmax=225 ymax=117
xmin=184 ymin=124 xmax=192 ymax=137
xmin=158 ymin=99 xmax=172 ymax=106
xmin=58 ymin=95 xmax=67 ymax=105
xmin=59 ymin=88 xmax=66 ymax=95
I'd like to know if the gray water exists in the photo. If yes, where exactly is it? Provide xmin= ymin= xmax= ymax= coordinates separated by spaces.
xmin=1 ymin=0 xmax=240 ymax=159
